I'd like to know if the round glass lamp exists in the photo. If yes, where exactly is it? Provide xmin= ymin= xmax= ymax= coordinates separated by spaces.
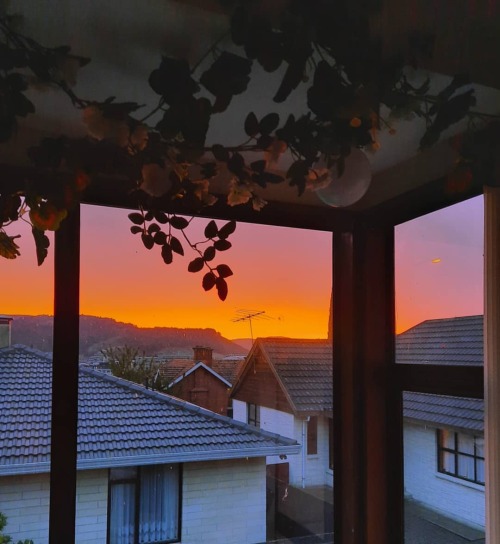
xmin=315 ymin=148 xmax=372 ymax=207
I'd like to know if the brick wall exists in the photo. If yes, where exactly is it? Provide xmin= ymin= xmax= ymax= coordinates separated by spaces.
xmin=181 ymin=458 xmax=266 ymax=544
xmin=0 ymin=469 xmax=108 ymax=544
xmin=404 ymin=422 xmax=485 ymax=529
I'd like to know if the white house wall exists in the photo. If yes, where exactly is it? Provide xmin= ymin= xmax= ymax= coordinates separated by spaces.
xmin=0 ymin=459 xmax=266 ymax=544
xmin=404 ymin=422 xmax=485 ymax=529
xmin=0 ymin=469 xmax=108 ymax=544
xmin=233 ymin=400 xmax=332 ymax=488
xmin=182 ymin=458 xmax=266 ymax=544
xmin=232 ymin=398 xmax=247 ymax=423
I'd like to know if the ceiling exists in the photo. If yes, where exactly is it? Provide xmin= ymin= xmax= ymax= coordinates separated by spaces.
xmin=1 ymin=0 xmax=499 ymax=223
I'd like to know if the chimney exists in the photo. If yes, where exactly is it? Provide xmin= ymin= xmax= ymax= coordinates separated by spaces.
xmin=193 ymin=346 xmax=213 ymax=367
xmin=0 ymin=316 xmax=13 ymax=349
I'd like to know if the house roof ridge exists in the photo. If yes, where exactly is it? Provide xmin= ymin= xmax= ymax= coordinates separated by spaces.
xmin=400 ymin=314 xmax=483 ymax=334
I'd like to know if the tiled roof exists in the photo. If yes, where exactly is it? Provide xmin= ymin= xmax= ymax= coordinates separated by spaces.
xmin=396 ymin=315 xmax=483 ymax=366
xmin=397 ymin=316 xmax=484 ymax=433
xmin=159 ymin=358 xmax=194 ymax=383
xmin=0 ymin=345 xmax=299 ymax=476
xmin=161 ymin=357 xmax=246 ymax=386
xmin=250 ymin=338 xmax=333 ymax=414
xmin=212 ymin=357 xmax=246 ymax=384
xmin=403 ymin=392 xmax=484 ymax=433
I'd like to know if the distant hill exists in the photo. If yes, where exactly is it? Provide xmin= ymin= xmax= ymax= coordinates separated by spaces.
xmin=9 ymin=315 xmax=248 ymax=358
xmin=231 ymin=338 xmax=253 ymax=351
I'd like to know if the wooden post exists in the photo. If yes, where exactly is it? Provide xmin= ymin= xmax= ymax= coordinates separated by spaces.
xmin=333 ymin=221 xmax=402 ymax=544
xmin=484 ymin=187 xmax=500 ymax=543
xmin=49 ymin=205 xmax=80 ymax=544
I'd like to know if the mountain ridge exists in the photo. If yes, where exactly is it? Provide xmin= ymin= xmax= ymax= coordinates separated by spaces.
xmin=9 ymin=314 xmax=247 ymax=357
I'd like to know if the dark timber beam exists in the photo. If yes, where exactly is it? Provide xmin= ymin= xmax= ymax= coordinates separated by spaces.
xmin=333 ymin=222 xmax=402 ymax=544
xmin=49 ymin=205 xmax=80 ymax=544
xmin=395 ymin=364 xmax=484 ymax=399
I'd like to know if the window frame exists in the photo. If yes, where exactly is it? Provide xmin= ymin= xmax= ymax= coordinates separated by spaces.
xmin=247 ymin=403 xmax=260 ymax=427
xmin=44 ymin=171 xmax=487 ymax=544
xmin=437 ymin=430 xmax=485 ymax=486
xmin=107 ymin=464 xmax=182 ymax=544
xmin=328 ymin=418 xmax=333 ymax=470
xmin=307 ymin=416 xmax=318 ymax=455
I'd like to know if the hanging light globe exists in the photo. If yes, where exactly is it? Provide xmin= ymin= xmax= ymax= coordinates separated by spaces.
xmin=314 ymin=148 xmax=372 ymax=207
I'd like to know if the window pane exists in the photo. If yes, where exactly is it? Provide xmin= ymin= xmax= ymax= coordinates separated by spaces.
xmin=139 ymin=465 xmax=179 ymax=544
xmin=476 ymin=436 xmax=485 ymax=458
xmin=457 ymin=433 xmax=475 ymax=455
xmin=1 ymin=218 xmax=54 ymax=544
xmin=457 ymin=454 xmax=475 ymax=480
xmin=109 ymin=482 xmax=136 ymax=544
xmin=396 ymin=200 xmax=485 ymax=541
xmin=440 ymin=430 xmax=455 ymax=450
xmin=404 ymin=393 xmax=485 ymax=542
xmin=441 ymin=451 xmax=455 ymax=474
xmin=80 ymin=204 xmax=333 ymax=544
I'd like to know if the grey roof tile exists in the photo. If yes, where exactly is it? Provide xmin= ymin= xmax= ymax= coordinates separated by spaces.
xmin=396 ymin=315 xmax=483 ymax=366
xmin=0 ymin=345 xmax=299 ymax=475
xmin=403 ymin=391 xmax=484 ymax=433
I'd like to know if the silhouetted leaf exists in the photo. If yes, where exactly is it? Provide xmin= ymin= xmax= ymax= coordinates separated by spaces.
xmin=204 ymin=220 xmax=218 ymax=239
xmin=154 ymin=211 xmax=169 ymax=224
xmin=161 ymin=243 xmax=173 ymax=264
xmin=212 ymin=144 xmax=230 ymax=162
xmin=130 ymin=226 xmax=143 ymax=234
xmin=216 ymin=277 xmax=228 ymax=301
xmin=148 ymin=223 xmax=160 ymax=234
xmin=31 ymin=228 xmax=50 ymax=266
xmin=259 ymin=113 xmax=279 ymax=135
xmin=218 ymin=221 xmax=236 ymax=239
xmin=141 ymin=233 xmax=154 ymax=250
xmin=214 ymin=239 xmax=232 ymax=251
xmin=128 ymin=212 xmax=144 ymax=225
xmin=263 ymin=172 xmax=284 ymax=184
xmin=203 ymin=246 xmax=216 ymax=262
xmin=170 ymin=236 xmax=184 ymax=255
xmin=148 ymin=57 xmax=199 ymax=104
xmin=0 ymin=232 xmax=20 ymax=260
xmin=274 ymin=57 xmax=308 ymax=103
xmin=170 ymin=216 xmax=189 ymax=229
xmin=153 ymin=231 xmax=167 ymax=245
xmin=228 ymin=152 xmax=245 ymax=174
xmin=202 ymin=272 xmax=217 ymax=291
xmin=216 ymin=264 xmax=233 ymax=278
xmin=250 ymin=160 xmax=266 ymax=173
xmin=200 ymin=52 xmax=252 ymax=107
xmin=244 ymin=112 xmax=259 ymax=137
xmin=188 ymin=257 xmax=205 ymax=273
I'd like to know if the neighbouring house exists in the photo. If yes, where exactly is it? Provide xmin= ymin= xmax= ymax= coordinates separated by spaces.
xmin=0 ymin=342 xmax=300 ymax=544
xmin=229 ymin=322 xmax=486 ymax=534
xmin=398 ymin=315 xmax=485 ymax=530
xmin=230 ymin=338 xmax=333 ymax=490
xmin=160 ymin=347 xmax=246 ymax=415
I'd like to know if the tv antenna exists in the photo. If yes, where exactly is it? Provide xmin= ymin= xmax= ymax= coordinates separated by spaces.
xmin=232 ymin=309 xmax=272 ymax=343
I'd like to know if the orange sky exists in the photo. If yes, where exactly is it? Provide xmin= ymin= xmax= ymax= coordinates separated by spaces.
xmin=2 ymin=197 xmax=483 ymax=339
xmin=2 ymin=205 xmax=332 ymax=339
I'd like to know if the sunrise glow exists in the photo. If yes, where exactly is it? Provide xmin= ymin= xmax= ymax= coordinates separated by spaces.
xmin=2 ymin=197 xmax=483 ymax=341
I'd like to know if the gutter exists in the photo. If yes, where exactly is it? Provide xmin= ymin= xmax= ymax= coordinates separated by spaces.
xmin=0 ymin=443 xmax=301 ymax=476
